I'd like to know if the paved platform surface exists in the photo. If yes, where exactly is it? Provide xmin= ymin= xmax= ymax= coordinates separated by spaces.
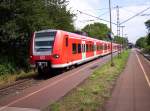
xmin=104 ymin=49 xmax=150 ymax=111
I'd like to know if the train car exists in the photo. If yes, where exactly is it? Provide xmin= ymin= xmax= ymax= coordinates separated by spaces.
xmin=29 ymin=29 xmax=119 ymax=74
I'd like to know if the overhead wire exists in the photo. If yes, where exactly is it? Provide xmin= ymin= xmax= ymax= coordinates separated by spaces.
xmin=120 ymin=6 xmax=150 ymax=24
xmin=77 ymin=10 xmax=117 ymax=25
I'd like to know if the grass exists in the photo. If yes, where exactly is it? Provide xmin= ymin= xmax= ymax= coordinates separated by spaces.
xmin=0 ymin=70 xmax=37 ymax=87
xmin=0 ymin=55 xmax=38 ymax=87
xmin=45 ymin=50 xmax=130 ymax=111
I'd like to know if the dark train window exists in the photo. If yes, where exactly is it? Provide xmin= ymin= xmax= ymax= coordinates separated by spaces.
xmin=66 ymin=37 xmax=68 ymax=47
xmin=90 ymin=44 xmax=92 ymax=51
xmin=89 ymin=44 xmax=91 ymax=51
xmin=108 ymin=45 xmax=110 ymax=49
xmin=86 ymin=44 xmax=89 ymax=52
xmin=35 ymin=31 xmax=56 ymax=38
xmin=104 ymin=44 xmax=107 ymax=50
xmin=78 ymin=44 xmax=81 ymax=53
xmin=100 ymin=45 xmax=103 ymax=50
xmin=72 ymin=43 xmax=77 ymax=54
xmin=92 ymin=45 xmax=94 ymax=51
xmin=97 ymin=45 xmax=101 ymax=51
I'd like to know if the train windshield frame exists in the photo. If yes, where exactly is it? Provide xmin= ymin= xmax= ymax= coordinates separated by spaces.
xmin=34 ymin=31 xmax=57 ymax=54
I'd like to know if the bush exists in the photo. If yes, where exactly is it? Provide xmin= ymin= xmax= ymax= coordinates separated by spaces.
xmin=143 ymin=45 xmax=150 ymax=54
xmin=0 ymin=61 xmax=16 ymax=75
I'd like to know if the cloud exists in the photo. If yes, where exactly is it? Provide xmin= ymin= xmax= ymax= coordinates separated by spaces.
xmin=67 ymin=0 xmax=150 ymax=43
xmin=68 ymin=0 xmax=102 ymax=29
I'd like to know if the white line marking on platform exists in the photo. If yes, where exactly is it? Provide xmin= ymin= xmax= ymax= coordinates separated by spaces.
xmin=136 ymin=53 xmax=150 ymax=88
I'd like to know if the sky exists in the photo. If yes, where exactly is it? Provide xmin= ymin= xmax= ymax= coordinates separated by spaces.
xmin=67 ymin=0 xmax=150 ymax=43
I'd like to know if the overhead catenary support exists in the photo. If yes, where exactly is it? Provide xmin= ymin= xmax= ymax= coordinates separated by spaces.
xmin=109 ymin=0 xmax=114 ymax=66
xmin=120 ymin=26 xmax=125 ymax=48
xmin=116 ymin=5 xmax=120 ymax=37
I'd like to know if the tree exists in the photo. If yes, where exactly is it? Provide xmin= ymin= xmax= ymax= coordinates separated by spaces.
xmin=114 ymin=36 xmax=128 ymax=48
xmin=0 ymin=0 xmax=75 ymax=72
xmin=145 ymin=20 xmax=150 ymax=45
xmin=114 ymin=36 xmax=127 ymax=44
xmin=145 ymin=20 xmax=150 ymax=31
xmin=46 ymin=0 xmax=75 ymax=32
xmin=0 ymin=0 xmax=75 ymax=42
xmin=82 ymin=22 xmax=110 ymax=40
xmin=135 ymin=37 xmax=147 ymax=48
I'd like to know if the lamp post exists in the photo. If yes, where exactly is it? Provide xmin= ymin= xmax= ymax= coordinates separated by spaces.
xmin=109 ymin=0 xmax=114 ymax=66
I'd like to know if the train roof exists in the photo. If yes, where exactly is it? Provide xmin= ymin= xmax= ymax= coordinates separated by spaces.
xmin=34 ymin=29 xmax=118 ymax=44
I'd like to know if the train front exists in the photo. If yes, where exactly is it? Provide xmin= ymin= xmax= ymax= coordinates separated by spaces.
xmin=29 ymin=30 xmax=58 ymax=74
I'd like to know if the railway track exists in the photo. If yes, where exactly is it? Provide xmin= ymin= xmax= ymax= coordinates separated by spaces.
xmin=0 ymin=68 xmax=70 ymax=100
xmin=0 ymin=53 xmax=116 ymax=101
xmin=0 ymin=53 xmax=119 ymax=111
xmin=0 ymin=77 xmax=44 ymax=100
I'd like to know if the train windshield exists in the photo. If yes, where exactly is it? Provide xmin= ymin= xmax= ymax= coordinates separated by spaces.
xmin=34 ymin=31 xmax=56 ymax=54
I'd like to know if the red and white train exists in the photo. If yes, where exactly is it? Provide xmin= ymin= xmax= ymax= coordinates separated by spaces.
xmin=29 ymin=29 xmax=119 ymax=74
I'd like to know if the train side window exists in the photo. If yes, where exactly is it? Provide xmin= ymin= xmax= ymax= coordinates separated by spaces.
xmin=90 ymin=44 xmax=92 ymax=52
xmin=97 ymin=45 xmax=99 ymax=51
xmin=108 ymin=45 xmax=110 ymax=49
xmin=104 ymin=44 xmax=107 ymax=50
xmin=86 ymin=44 xmax=88 ymax=52
xmin=72 ymin=43 xmax=77 ymax=54
xmin=78 ymin=44 xmax=81 ymax=53
xmin=92 ymin=45 xmax=94 ymax=51
xmin=89 ymin=44 xmax=91 ymax=52
xmin=65 ymin=37 xmax=68 ymax=47
xmin=100 ymin=45 xmax=103 ymax=50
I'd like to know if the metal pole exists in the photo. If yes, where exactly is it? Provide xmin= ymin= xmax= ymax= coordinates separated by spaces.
xmin=116 ymin=5 xmax=120 ymax=37
xmin=109 ymin=0 xmax=114 ymax=66
xmin=120 ymin=26 xmax=125 ymax=50
xmin=121 ymin=26 xmax=124 ymax=49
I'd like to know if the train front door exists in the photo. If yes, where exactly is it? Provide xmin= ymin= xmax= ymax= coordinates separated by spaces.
xmin=82 ymin=41 xmax=86 ymax=60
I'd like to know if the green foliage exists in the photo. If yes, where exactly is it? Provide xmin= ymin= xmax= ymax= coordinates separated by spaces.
xmin=145 ymin=20 xmax=150 ymax=46
xmin=146 ymin=32 xmax=150 ymax=45
xmin=82 ymin=22 xmax=110 ymax=40
xmin=46 ymin=0 xmax=75 ymax=32
xmin=143 ymin=45 xmax=150 ymax=54
xmin=114 ymin=36 xmax=127 ymax=44
xmin=135 ymin=37 xmax=147 ymax=48
xmin=145 ymin=19 xmax=150 ymax=32
xmin=0 ymin=58 xmax=16 ymax=76
xmin=0 ymin=0 xmax=75 ymax=41
xmin=114 ymin=36 xmax=128 ymax=48
xmin=136 ymin=19 xmax=150 ymax=54
xmin=0 ymin=0 xmax=75 ymax=75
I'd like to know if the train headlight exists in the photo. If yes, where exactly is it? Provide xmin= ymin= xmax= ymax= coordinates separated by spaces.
xmin=52 ymin=54 xmax=60 ymax=59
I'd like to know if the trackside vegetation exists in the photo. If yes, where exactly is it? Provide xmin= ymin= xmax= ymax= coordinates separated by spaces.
xmin=0 ymin=0 xmax=114 ymax=80
xmin=0 ymin=70 xmax=37 ymax=87
xmin=0 ymin=0 xmax=74 ymax=79
xmin=136 ymin=19 xmax=150 ymax=54
xmin=46 ymin=50 xmax=130 ymax=111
